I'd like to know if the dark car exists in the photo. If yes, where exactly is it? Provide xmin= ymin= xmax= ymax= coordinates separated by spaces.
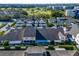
xmin=43 ymin=51 xmax=51 ymax=56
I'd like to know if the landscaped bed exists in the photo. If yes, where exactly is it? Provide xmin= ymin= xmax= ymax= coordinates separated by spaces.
xmin=0 ymin=31 xmax=5 ymax=36
xmin=0 ymin=45 xmax=27 ymax=50
xmin=0 ymin=41 xmax=27 ymax=50
xmin=0 ymin=23 xmax=6 ymax=28
xmin=10 ymin=22 xmax=16 ymax=27
xmin=46 ymin=45 xmax=55 ymax=50
xmin=58 ymin=45 xmax=76 ymax=50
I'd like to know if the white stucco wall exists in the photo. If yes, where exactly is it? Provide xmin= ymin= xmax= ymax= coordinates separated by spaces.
xmin=75 ymin=34 xmax=79 ymax=44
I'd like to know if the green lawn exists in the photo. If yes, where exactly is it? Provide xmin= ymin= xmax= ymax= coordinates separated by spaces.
xmin=0 ymin=31 xmax=5 ymax=36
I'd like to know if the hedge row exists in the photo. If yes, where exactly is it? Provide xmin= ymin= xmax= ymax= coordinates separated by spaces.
xmin=59 ymin=45 xmax=75 ymax=50
xmin=1 ymin=46 xmax=27 ymax=50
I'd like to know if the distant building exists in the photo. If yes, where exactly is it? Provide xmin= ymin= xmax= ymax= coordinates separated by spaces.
xmin=26 ymin=20 xmax=33 ymax=27
xmin=39 ymin=19 xmax=46 ymax=27
xmin=16 ymin=20 xmax=24 ymax=27
xmin=16 ymin=19 xmax=46 ymax=28
xmin=52 ymin=6 xmax=64 ymax=10
xmin=51 ymin=5 xmax=74 ymax=10
xmin=74 ymin=10 xmax=79 ymax=19
xmin=65 ymin=6 xmax=74 ymax=9
xmin=65 ymin=9 xmax=75 ymax=17
xmin=65 ymin=9 xmax=79 ymax=19
xmin=0 ymin=10 xmax=18 ymax=15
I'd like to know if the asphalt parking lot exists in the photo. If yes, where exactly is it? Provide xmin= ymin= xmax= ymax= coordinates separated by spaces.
xmin=0 ymin=50 xmax=25 ymax=56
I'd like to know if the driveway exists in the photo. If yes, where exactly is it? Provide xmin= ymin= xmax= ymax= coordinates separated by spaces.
xmin=24 ymin=46 xmax=46 ymax=56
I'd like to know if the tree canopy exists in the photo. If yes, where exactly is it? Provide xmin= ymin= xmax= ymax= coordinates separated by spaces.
xmin=51 ymin=10 xmax=65 ymax=18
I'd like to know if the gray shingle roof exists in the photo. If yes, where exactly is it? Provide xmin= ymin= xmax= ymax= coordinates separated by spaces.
xmin=24 ymin=27 xmax=36 ymax=37
xmin=37 ymin=27 xmax=65 ymax=41
xmin=23 ymin=27 xmax=65 ymax=41
xmin=0 ymin=29 xmax=23 ymax=41
xmin=0 ymin=27 xmax=65 ymax=41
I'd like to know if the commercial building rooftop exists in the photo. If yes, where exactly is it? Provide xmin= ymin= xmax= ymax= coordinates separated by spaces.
xmin=0 ymin=27 xmax=66 ymax=41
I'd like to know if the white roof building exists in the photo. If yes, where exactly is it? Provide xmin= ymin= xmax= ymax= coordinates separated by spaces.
xmin=26 ymin=21 xmax=33 ymax=27
xmin=39 ymin=19 xmax=45 ymax=24
xmin=16 ymin=20 xmax=24 ymax=24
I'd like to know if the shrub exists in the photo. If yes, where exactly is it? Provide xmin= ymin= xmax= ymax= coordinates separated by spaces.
xmin=64 ymin=41 xmax=75 ymax=45
xmin=11 ymin=22 xmax=16 ymax=27
xmin=47 ymin=23 xmax=54 ymax=27
xmin=58 ymin=41 xmax=76 ymax=45
xmin=63 ymin=23 xmax=67 ymax=27
xmin=46 ymin=45 xmax=55 ymax=50
xmin=2 ymin=40 xmax=9 ymax=46
xmin=59 ymin=45 xmax=75 ymax=50
xmin=4 ymin=46 xmax=10 ymax=50
xmin=0 ymin=24 xmax=6 ymax=28
xmin=50 ymin=41 xmax=54 ymax=45
xmin=0 ymin=31 xmax=5 ymax=36
xmin=15 ymin=45 xmax=21 ymax=50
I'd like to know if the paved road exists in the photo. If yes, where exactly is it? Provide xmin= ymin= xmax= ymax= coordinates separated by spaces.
xmin=0 ymin=23 xmax=12 ymax=31
xmin=0 ymin=50 xmax=25 ymax=56
xmin=0 ymin=23 xmax=14 ymax=35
